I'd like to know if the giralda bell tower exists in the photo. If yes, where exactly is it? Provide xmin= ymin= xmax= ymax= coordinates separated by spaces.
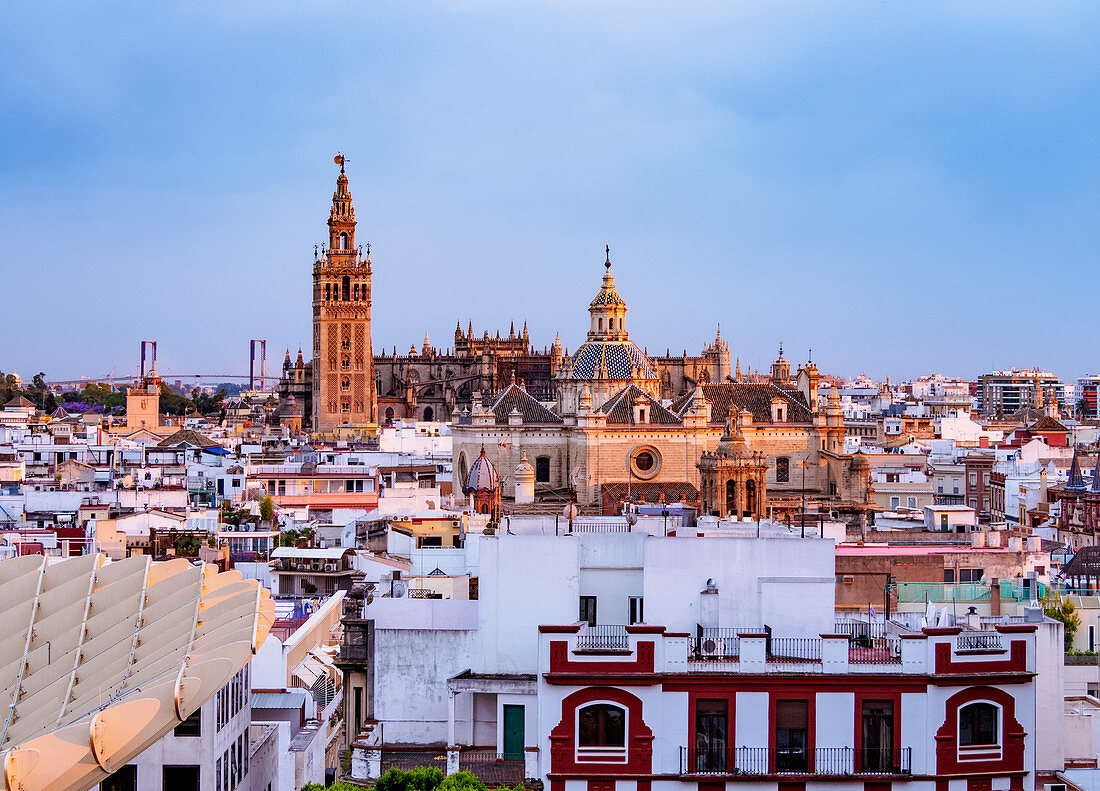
xmin=312 ymin=153 xmax=377 ymax=434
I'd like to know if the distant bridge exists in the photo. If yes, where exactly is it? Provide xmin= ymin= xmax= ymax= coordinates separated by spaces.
xmin=48 ymin=373 xmax=264 ymax=388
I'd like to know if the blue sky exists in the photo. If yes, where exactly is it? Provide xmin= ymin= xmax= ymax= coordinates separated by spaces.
xmin=3 ymin=1 xmax=1099 ymax=383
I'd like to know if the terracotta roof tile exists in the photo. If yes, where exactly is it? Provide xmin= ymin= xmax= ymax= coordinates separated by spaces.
xmin=490 ymin=383 xmax=563 ymax=425
xmin=698 ymin=382 xmax=813 ymax=424
xmin=597 ymin=385 xmax=681 ymax=425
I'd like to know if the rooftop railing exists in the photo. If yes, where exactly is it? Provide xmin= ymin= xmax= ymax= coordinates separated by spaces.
xmin=956 ymin=632 xmax=1005 ymax=652
xmin=576 ymin=624 xmax=629 ymax=651
xmin=679 ymin=746 xmax=912 ymax=776
xmin=767 ymin=637 xmax=822 ymax=663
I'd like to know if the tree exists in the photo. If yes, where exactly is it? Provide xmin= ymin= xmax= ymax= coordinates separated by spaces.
xmin=259 ymin=495 xmax=275 ymax=523
xmin=173 ymin=533 xmax=202 ymax=557
xmin=1045 ymin=597 xmax=1080 ymax=652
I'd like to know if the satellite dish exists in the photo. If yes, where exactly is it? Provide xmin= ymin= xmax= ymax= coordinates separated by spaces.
xmin=563 ymin=503 xmax=579 ymax=521
xmin=122 ymin=475 xmax=133 ymax=489
xmin=392 ymin=581 xmax=408 ymax=598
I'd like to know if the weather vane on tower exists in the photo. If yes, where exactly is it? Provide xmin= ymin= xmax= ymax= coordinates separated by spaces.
xmin=334 ymin=151 xmax=349 ymax=172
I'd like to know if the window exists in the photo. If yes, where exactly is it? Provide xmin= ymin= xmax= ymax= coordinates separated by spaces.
xmin=969 ymin=472 xmax=977 ymax=487
xmin=579 ymin=596 xmax=597 ymax=627
xmin=694 ymin=699 xmax=728 ymax=773
xmin=342 ymin=276 xmax=351 ymax=301
xmin=634 ymin=451 xmax=654 ymax=471
xmin=324 ymin=283 xmax=331 ymax=301
xmin=609 ymin=318 xmax=615 ymax=330
xmin=174 ymin=709 xmax=201 ymax=737
xmin=886 ymin=473 xmax=899 ymax=483
xmin=775 ymin=700 xmax=809 ymax=772
xmin=907 ymin=496 xmax=917 ymax=509
xmin=890 ymin=496 xmax=900 ymax=509
xmin=944 ymin=568 xmax=955 ymax=583
xmin=861 ymin=700 xmax=894 ymax=773
xmin=102 ymin=765 xmax=137 ymax=791
xmin=599 ymin=318 xmax=604 ymax=331
xmin=341 ymin=376 xmax=352 ymax=391
xmin=776 ymin=457 xmax=790 ymax=483
xmin=163 ymin=766 xmax=200 ymax=791
xmin=959 ymin=568 xmax=984 ymax=583
xmin=959 ymin=702 xmax=999 ymax=747
xmin=339 ymin=232 xmax=349 ymax=250
xmin=577 ymin=703 xmax=626 ymax=761
xmin=628 ymin=596 xmax=644 ymax=625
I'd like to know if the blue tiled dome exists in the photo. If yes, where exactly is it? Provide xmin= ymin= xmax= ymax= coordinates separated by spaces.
xmin=464 ymin=447 xmax=500 ymax=493
xmin=590 ymin=288 xmax=626 ymax=307
xmin=562 ymin=340 xmax=657 ymax=380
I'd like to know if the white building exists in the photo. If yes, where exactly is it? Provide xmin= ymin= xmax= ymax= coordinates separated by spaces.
xmin=347 ymin=529 xmax=1043 ymax=789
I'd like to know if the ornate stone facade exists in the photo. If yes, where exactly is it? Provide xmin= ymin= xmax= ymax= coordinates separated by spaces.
xmin=452 ymin=257 xmax=873 ymax=514
xmin=311 ymin=155 xmax=377 ymax=434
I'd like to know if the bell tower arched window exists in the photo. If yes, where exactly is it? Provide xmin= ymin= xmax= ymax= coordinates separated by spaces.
xmin=339 ymin=232 xmax=349 ymax=250
xmin=342 ymin=276 xmax=351 ymax=301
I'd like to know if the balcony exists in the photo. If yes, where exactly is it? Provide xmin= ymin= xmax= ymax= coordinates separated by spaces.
xmin=956 ymin=632 xmax=1005 ymax=652
xmin=684 ymin=630 xmax=901 ymax=668
xmin=679 ymin=746 xmax=912 ymax=777
xmin=576 ymin=624 xmax=630 ymax=652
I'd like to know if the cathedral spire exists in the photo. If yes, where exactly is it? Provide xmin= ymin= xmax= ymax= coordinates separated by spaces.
xmin=327 ymin=153 xmax=356 ymax=254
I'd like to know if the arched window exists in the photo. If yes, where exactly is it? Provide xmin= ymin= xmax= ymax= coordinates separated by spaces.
xmin=578 ymin=703 xmax=626 ymax=758
xmin=342 ymin=276 xmax=351 ymax=301
xmin=609 ymin=318 xmax=614 ymax=330
xmin=725 ymin=480 xmax=737 ymax=514
xmin=354 ymin=283 xmax=360 ymax=301
xmin=776 ymin=457 xmax=790 ymax=483
xmin=598 ymin=318 xmax=604 ymax=331
xmin=341 ymin=377 xmax=351 ymax=391
xmin=423 ymin=406 xmax=434 ymax=422
xmin=339 ymin=232 xmax=348 ymax=250
xmin=341 ymin=355 xmax=351 ymax=371
xmin=384 ymin=407 xmax=395 ymax=426
xmin=959 ymin=702 xmax=999 ymax=747
xmin=324 ymin=283 xmax=331 ymax=301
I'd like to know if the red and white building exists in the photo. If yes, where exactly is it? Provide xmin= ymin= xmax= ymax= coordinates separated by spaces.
xmin=351 ymin=528 xmax=1046 ymax=790
xmin=538 ymin=621 xmax=1038 ymax=791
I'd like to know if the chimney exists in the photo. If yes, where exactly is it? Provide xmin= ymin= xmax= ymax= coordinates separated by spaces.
xmin=979 ymin=435 xmax=989 ymax=449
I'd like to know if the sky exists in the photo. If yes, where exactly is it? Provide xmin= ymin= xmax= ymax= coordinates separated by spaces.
xmin=3 ymin=1 xmax=1100 ymax=384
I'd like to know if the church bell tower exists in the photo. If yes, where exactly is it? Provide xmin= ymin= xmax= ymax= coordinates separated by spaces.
xmin=312 ymin=154 xmax=377 ymax=434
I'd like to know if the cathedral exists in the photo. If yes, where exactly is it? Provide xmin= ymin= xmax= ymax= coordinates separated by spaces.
xmin=277 ymin=157 xmax=871 ymax=515
xmin=450 ymin=255 xmax=873 ymax=514
xmin=277 ymin=158 xmax=733 ymax=432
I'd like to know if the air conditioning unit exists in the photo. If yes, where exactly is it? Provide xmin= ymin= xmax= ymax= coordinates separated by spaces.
xmin=324 ymin=563 xmax=336 ymax=572
xmin=698 ymin=636 xmax=731 ymax=659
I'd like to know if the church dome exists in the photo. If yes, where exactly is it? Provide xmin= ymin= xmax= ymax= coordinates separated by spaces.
xmin=562 ymin=340 xmax=657 ymax=381
xmin=464 ymin=447 xmax=500 ymax=493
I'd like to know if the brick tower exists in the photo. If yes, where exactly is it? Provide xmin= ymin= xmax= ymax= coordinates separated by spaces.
xmin=312 ymin=154 xmax=377 ymax=434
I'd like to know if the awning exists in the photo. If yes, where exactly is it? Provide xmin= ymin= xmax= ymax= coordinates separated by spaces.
xmin=292 ymin=655 xmax=326 ymax=687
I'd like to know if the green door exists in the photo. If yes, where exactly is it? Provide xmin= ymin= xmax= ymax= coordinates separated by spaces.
xmin=503 ymin=704 xmax=524 ymax=760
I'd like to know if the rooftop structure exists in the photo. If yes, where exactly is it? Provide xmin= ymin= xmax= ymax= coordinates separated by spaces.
xmin=0 ymin=553 xmax=274 ymax=791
